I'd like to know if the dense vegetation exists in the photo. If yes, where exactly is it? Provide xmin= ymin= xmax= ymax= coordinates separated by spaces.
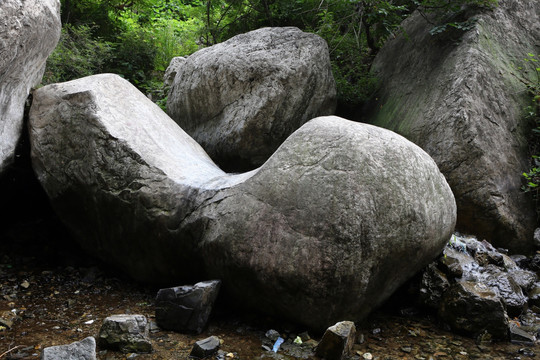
xmin=521 ymin=53 xmax=540 ymax=216
xmin=43 ymin=0 xmax=498 ymax=111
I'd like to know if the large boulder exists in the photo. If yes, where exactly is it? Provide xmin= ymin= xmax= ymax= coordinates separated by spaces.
xmin=166 ymin=27 xmax=337 ymax=170
xmin=0 ymin=0 xmax=61 ymax=175
xmin=29 ymin=74 xmax=456 ymax=330
xmin=364 ymin=1 xmax=540 ymax=252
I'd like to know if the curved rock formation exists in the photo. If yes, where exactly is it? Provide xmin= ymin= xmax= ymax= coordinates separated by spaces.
xmin=0 ymin=0 xmax=61 ymax=174
xmin=166 ymin=27 xmax=337 ymax=170
xmin=30 ymin=74 xmax=456 ymax=330
xmin=364 ymin=0 xmax=540 ymax=252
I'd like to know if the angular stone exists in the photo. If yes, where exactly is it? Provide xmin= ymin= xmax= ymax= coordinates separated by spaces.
xmin=42 ymin=336 xmax=96 ymax=360
xmin=438 ymin=281 xmax=509 ymax=340
xmin=315 ymin=321 xmax=356 ymax=360
xmin=509 ymin=323 xmax=536 ymax=345
xmin=365 ymin=0 xmax=540 ymax=252
xmin=0 ymin=0 xmax=61 ymax=174
xmin=155 ymin=280 xmax=220 ymax=334
xmin=29 ymin=74 xmax=456 ymax=331
xmin=190 ymin=336 xmax=220 ymax=359
xmin=439 ymin=247 xmax=478 ymax=278
xmin=419 ymin=263 xmax=450 ymax=310
xmin=508 ymin=268 xmax=537 ymax=292
xmin=474 ymin=265 xmax=528 ymax=317
xmin=527 ymin=282 xmax=540 ymax=308
xmin=97 ymin=315 xmax=152 ymax=353
xmin=167 ymin=27 xmax=336 ymax=169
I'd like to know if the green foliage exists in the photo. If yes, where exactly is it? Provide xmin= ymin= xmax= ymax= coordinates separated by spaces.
xmin=414 ymin=0 xmax=498 ymax=37
xmin=42 ymin=24 xmax=114 ymax=85
xmin=46 ymin=0 xmax=500 ymax=110
xmin=521 ymin=53 xmax=540 ymax=216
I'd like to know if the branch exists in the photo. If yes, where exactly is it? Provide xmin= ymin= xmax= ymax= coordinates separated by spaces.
xmin=0 ymin=346 xmax=22 ymax=359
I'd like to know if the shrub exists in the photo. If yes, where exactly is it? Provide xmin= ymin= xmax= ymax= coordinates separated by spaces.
xmin=42 ymin=24 xmax=114 ymax=85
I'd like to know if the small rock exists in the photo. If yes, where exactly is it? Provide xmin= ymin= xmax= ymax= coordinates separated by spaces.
xmin=362 ymin=353 xmax=373 ymax=360
xmin=401 ymin=346 xmax=412 ymax=353
xmin=315 ymin=321 xmax=356 ymax=360
xmin=190 ymin=336 xmax=221 ymax=359
xmin=155 ymin=280 xmax=221 ymax=334
xmin=419 ymin=263 xmax=450 ymax=310
xmin=519 ymin=347 xmax=535 ymax=357
xmin=42 ymin=336 xmax=96 ymax=360
xmin=298 ymin=331 xmax=311 ymax=342
xmin=265 ymin=329 xmax=280 ymax=342
xmin=534 ymin=228 xmax=540 ymax=248
xmin=97 ymin=314 xmax=152 ymax=353
xmin=21 ymin=280 xmax=30 ymax=289
xmin=509 ymin=323 xmax=536 ymax=345
xmin=148 ymin=319 xmax=160 ymax=333
xmin=0 ymin=310 xmax=17 ymax=328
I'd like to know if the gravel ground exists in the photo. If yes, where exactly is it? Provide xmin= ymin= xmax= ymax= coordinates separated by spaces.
xmin=0 ymin=222 xmax=538 ymax=360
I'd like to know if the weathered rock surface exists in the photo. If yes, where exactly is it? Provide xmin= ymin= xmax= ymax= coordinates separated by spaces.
xmin=163 ymin=56 xmax=185 ymax=87
xmin=315 ymin=321 xmax=356 ymax=360
xmin=167 ymin=27 xmax=337 ymax=169
xmin=365 ymin=0 xmax=540 ymax=252
xmin=42 ymin=336 xmax=96 ymax=360
xmin=0 ymin=0 xmax=61 ymax=175
xmin=155 ymin=280 xmax=221 ymax=334
xmin=439 ymin=281 xmax=509 ymax=340
xmin=29 ymin=74 xmax=456 ymax=330
xmin=97 ymin=314 xmax=152 ymax=353
xmin=418 ymin=234 xmax=540 ymax=341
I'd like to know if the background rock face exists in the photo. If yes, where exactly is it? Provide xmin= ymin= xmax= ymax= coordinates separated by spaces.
xmin=364 ymin=0 xmax=540 ymax=252
xmin=0 ymin=0 xmax=61 ymax=175
xmin=166 ymin=27 xmax=337 ymax=170
xmin=30 ymin=74 xmax=455 ymax=330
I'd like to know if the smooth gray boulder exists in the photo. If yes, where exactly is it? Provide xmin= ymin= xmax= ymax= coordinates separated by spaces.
xmin=167 ymin=27 xmax=337 ymax=169
xmin=29 ymin=74 xmax=456 ymax=330
xmin=42 ymin=336 xmax=96 ymax=360
xmin=0 ymin=0 xmax=61 ymax=175
xmin=364 ymin=0 xmax=540 ymax=252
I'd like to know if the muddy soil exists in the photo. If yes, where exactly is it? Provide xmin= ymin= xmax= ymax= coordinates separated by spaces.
xmin=0 ymin=222 xmax=538 ymax=360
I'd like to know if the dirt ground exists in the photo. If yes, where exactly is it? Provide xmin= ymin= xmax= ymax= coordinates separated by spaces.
xmin=0 ymin=225 xmax=539 ymax=360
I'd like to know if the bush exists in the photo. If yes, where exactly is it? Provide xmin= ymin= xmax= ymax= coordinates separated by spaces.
xmin=42 ymin=24 xmax=114 ymax=85
xmin=521 ymin=53 xmax=540 ymax=217
xmin=105 ymin=26 xmax=157 ymax=88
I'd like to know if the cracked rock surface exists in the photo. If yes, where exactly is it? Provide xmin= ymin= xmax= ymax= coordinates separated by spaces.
xmin=29 ymin=73 xmax=456 ymax=330
xmin=0 ymin=0 xmax=61 ymax=175
xmin=166 ymin=27 xmax=336 ymax=170
xmin=365 ymin=0 xmax=540 ymax=252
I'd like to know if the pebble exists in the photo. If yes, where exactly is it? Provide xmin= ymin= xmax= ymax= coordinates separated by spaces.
xmin=362 ymin=353 xmax=373 ymax=360
xmin=401 ymin=346 xmax=412 ymax=353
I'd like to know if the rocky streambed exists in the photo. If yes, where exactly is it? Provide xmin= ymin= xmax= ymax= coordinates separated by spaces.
xmin=1 ymin=229 xmax=540 ymax=360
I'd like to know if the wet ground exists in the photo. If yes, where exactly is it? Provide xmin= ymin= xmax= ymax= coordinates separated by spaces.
xmin=0 ymin=223 xmax=539 ymax=360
